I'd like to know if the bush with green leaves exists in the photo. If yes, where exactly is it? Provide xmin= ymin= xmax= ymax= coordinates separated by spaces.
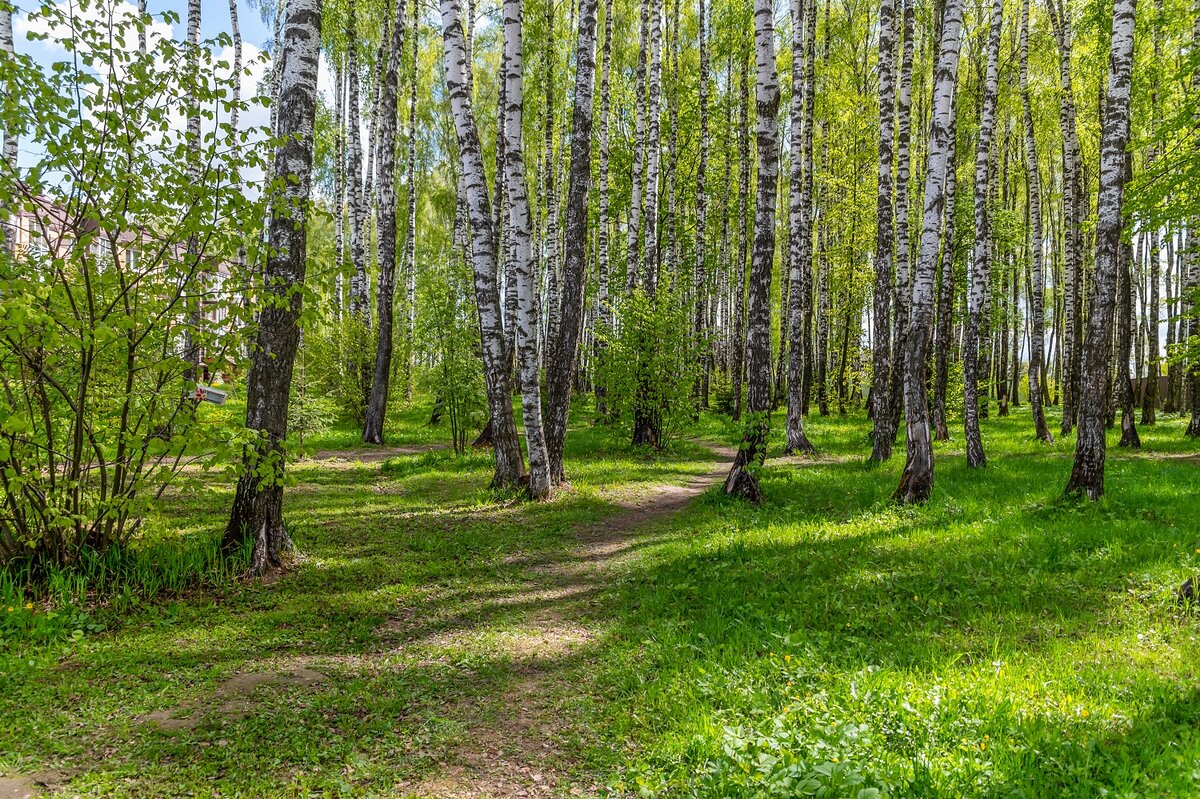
xmin=0 ymin=2 xmax=268 ymax=567
xmin=596 ymin=287 xmax=700 ymax=449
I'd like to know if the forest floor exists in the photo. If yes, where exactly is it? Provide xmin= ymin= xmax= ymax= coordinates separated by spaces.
xmin=3 ymin=401 xmax=1200 ymax=797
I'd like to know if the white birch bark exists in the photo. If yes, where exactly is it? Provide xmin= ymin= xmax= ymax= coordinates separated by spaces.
xmin=894 ymin=0 xmax=963 ymax=503
xmin=962 ymin=0 xmax=1002 ymax=467
xmin=725 ymin=0 xmax=780 ymax=501
xmin=440 ymin=0 xmax=526 ymax=487
xmin=1065 ymin=0 xmax=1138 ymax=497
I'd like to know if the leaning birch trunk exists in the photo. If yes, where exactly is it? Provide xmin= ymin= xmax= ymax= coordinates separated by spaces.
xmin=1186 ymin=2 xmax=1200 ymax=439
xmin=440 ymin=0 xmax=527 ymax=488
xmin=869 ymin=0 xmax=898 ymax=462
xmin=1064 ymin=0 xmax=1137 ymax=499
xmin=725 ymin=0 xmax=780 ymax=501
xmin=545 ymin=0 xmax=599 ymax=486
xmin=224 ymin=0 xmax=324 ymax=574
xmin=785 ymin=0 xmax=815 ymax=454
xmin=1020 ymin=0 xmax=1053 ymax=444
xmin=962 ymin=0 xmax=1001 ymax=468
xmin=894 ymin=0 xmax=963 ymax=503
xmin=363 ymin=4 xmax=406 ymax=445
xmin=503 ymin=0 xmax=551 ymax=499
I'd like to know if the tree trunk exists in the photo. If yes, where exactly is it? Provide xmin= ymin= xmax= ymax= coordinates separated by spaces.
xmin=1020 ymin=0 xmax=1053 ymax=443
xmin=643 ymin=0 xmax=663 ymax=293
xmin=626 ymin=0 xmax=650 ymax=294
xmin=731 ymin=57 xmax=750 ymax=422
xmin=894 ymin=0 xmax=962 ymax=503
xmin=346 ymin=0 xmax=370 ymax=325
xmin=785 ymin=0 xmax=816 ymax=454
xmin=545 ymin=0 xmax=599 ymax=486
xmin=502 ymin=0 xmax=551 ymax=499
xmin=869 ymin=0 xmax=898 ymax=463
xmin=595 ymin=0 xmax=614 ymax=418
xmin=888 ymin=0 xmax=915 ymax=441
xmin=693 ymin=0 xmax=710 ymax=408
xmin=403 ymin=0 xmax=419 ymax=402
xmin=962 ymin=0 xmax=1001 ymax=467
xmin=363 ymin=2 xmax=406 ymax=445
xmin=1064 ymin=0 xmax=1137 ymax=498
xmin=440 ymin=0 xmax=526 ymax=488
xmin=726 ymin=0 xmax=780 ymax=502
xmin=1117 ymin=160 xmax=1141 ymax=449
xmin=932 ymin=118 xmax=957 ymax=443
xmin=224 ymin=0 xmax=324 ymax=574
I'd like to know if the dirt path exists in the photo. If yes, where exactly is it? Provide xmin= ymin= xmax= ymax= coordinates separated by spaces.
xmin=308 ymin=443 xmax=448 ymax=463
xmin=396 ymin=443 xmax=738 ymax=799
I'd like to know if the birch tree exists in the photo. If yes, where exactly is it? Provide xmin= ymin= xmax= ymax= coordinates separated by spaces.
xmin=363 ymin=0 xmax=406 ymax=445
xmin=1064 ymin=0 xmax=1138 ymax=499
xmin=869 ymin=0 xmax=898 ymax=463
xmin=894 ymin=0 xmax=963 ymax=503
xmin=545 ymin=0 xmax=600 ymax=485
xmin=224 ymin=0 xmax=325 ymax=574
xmin=440 ymin=0 xmax=527 ymax=488
xmin=725 ymin=0 xmax=779 ymax=501
xmin=962 ymin=0 xmax=1001 ymax=468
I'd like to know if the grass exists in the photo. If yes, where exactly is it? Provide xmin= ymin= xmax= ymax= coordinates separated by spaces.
xmin=1 ymin=397 xmax=1198 ymax=797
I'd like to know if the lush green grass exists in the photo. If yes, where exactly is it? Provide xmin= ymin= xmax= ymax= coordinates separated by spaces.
xmin=2 ymin=398 xmax=1198 ymax=797
xmin=590 ymin=406 xmax=1200 ymax=797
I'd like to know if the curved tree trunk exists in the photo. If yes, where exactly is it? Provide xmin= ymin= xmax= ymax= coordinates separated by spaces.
xmin=725 ymin=0 xmax=780 ymax=501
xmin=440 ymin=0 xmax=526 ymax=489
xmin=894 ymin=0 xmax=962 ymax=504
xmin=363 ymin=3 xmax=406 ymax=445
xmin=1064 ymin=0 xmax=1138 ymax=498
xmin=545 ymin=0 xmax=599 ymax=486
xmin=224 ymin=0 xmax=324 ymax=574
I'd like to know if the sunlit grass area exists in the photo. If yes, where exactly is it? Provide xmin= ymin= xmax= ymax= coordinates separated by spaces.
xmin=2 ymin=400 xmax=1197 ymax=797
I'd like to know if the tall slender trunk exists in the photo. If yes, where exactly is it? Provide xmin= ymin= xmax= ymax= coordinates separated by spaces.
xmin=888 ymin=0 xmax=915 ymax=438
xmin=502 ymin=0 xmax=551 ymax=499
xmin=785 ymin=0 xmax=815 ymax=454
xmin=403 ymin=0 xmax=419 ymax=402
xmin=363 ymin=2 xmax=406 ymax=444
xmin=440 ymin=0 xmax=526 ymax=488
xmin=1064 ymin=0 xmax=1137 ymax=498
xmin=1020 ymin=0 xmax=1053 ymax=442
xmin=542 ymin=1 xmax=561 ymax=355
xmin=595 ymin=0 xmax=615 ymax=416
xmin=894 ymin=0 xmax=962 ymax=503
xmin=346 ymin=0 xmax=370 ymax=325
xmin=643 ymin=0 xmax=663 ymax=294
xmin=869 ymin=0 xmax=898 ymax=462
xmin=726 ymin=0 xmax=780 ymax=502
xmin=2 ymin=2 xmax=18 ymax=232
xmin=545 ymin=0 xmax=599 ymax=486
xmin=732 ymin=57 xmax=751 ymax=421
xmin=1185 ymin=3 xmax=1200 ymax=438
xmin=963 ymin=0 xmax=1002 ymax=467
xmin=693 ymin=0 xmax=710 ymax=407
xmin=626 ymin=0 xmax=649 ymax=294
xmin=1117 ymin=155 xmax=1141 ymax=448
xmin=225 ymin=0 xmax=324 ymax=574
xmin=1048 ymin=0 xmax=1084 ymax=436
xmin=932 ymin=117 xmax=957 ymax=443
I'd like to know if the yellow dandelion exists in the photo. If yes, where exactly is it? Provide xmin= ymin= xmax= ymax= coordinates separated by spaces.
xmin=25 ymin=602 xmax=33 ymax=610
xmin=980 ymin=742 xmax=986 ymax=751
xmin=831 ymin=757 xmax=839 ymax=763
xmin=1080 ymin=709 xmax=1089 ymax=718
xmin=784 ymin=654 xmax=792 ymax=662
xmin=5 ymin=607 xmax=11 ymax=613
